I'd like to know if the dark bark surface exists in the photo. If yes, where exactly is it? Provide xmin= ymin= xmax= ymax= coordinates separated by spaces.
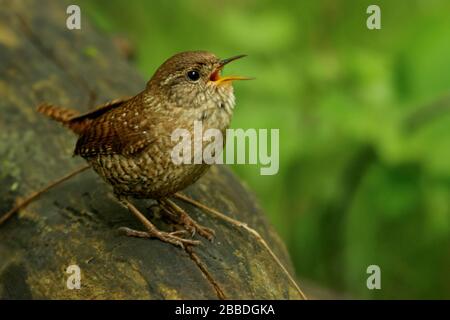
xmin=0 ymin=0 xmax=303 ymax=299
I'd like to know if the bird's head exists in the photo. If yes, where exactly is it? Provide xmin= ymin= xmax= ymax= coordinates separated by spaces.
xmin=147 ymin=51 xmax=250 ymax=113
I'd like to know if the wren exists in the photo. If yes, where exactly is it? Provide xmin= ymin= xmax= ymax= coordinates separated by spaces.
xmin=37 ymin=51 xmax=249 ymax=248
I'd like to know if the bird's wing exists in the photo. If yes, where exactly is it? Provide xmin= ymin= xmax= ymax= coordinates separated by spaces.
xmin=66 ymin=97 xmax=132 ymax=135
xmin=73 ymin=97 xmax=155 ymax=157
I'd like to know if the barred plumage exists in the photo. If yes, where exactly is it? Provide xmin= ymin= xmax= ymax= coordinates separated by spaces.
xmin=38 ymin=51 xmax=247 ymax=247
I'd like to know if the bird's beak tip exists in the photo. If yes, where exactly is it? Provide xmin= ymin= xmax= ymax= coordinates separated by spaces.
xmin=219 ymin=54 xmax=247 ymax=67
xmin=211 ymin=54 xmax=251 ymax=84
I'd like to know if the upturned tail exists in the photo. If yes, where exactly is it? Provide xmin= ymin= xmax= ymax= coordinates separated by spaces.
xmin=37 ymin=103 xmax=86 ymax=135
xmin=37 ymin=97 xmax=129 ymax=135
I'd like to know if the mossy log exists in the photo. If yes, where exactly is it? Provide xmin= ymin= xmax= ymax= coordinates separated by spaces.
xmin=0 ymin=0 xmax=303 ymax=299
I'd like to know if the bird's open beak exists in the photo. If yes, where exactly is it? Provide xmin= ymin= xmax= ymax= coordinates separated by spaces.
xmin=210 ymin=54 xmax=253 ymax=85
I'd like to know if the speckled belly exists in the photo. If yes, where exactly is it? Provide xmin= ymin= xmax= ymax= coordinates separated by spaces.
xmin=87 ymin=150 xmax=209 ymax=199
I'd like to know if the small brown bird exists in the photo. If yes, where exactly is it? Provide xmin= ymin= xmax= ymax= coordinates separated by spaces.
xmin=37 ymin=51 xmax=249 ymax=248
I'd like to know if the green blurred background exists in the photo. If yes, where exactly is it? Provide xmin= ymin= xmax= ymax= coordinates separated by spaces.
xmin=80 ymin=0 xmax=450 ymax=299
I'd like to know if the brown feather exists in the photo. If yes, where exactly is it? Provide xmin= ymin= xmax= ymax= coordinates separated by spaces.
xmin=37 ymin=103 xmax=78 ymax=125
xmin=37 ymin=97 xmax=131 ymax=135
xmin=73 ymin=94 xmax=155 ymax=157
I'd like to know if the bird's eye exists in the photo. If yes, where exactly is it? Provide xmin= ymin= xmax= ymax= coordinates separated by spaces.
xmin=187 ymin=70 xmax=200 ymax=81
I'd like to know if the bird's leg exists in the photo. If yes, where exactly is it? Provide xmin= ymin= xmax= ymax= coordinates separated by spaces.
xmin=118 ymin=197 xmax=200 ymax=249
xmin=160 ymin=198 xmax=215 ymax=241
xmin=143 ymin=202 xmax=182 ymax=233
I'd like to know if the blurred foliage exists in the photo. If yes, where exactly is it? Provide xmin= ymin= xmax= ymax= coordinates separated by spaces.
xmin=80 ymin=0 xmax=450 ymax=298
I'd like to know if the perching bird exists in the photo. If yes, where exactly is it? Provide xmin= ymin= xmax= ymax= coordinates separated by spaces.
xmin=37 ymin=51 xmax=249 ymax=248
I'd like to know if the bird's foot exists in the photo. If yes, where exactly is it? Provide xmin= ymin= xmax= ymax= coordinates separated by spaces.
xmin=176 ymin=211 xmax=215 ymax=241
xmin=118 ymin=198 xmax=200 ymax=249
xmin=160 ymin=199 xmax=215 ymax=241
xmin=118 ymin=226 xmax=200 ymax=249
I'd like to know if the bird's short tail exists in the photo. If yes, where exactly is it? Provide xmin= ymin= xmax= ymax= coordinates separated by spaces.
xmin=37 ymin=103 xmax=85 ymax=134
xmin=37 ymin=103 xmax=79 ymax=122
xmin=37 ymin=98 xmax=128 ymax=135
